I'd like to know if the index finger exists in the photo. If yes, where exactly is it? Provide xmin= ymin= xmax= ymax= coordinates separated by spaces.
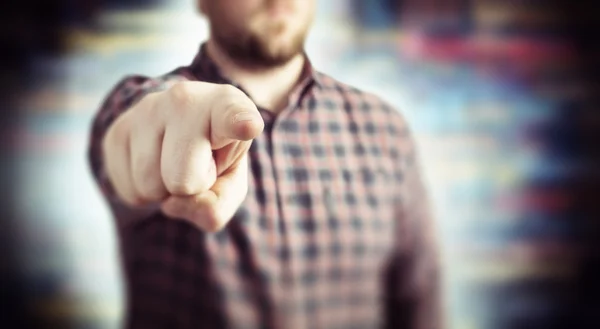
xmin=209 ymin=85 xmax=264 ymax=149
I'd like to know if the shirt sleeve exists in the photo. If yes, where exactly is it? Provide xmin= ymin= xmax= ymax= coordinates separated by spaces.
xmin=383 ymin=116 xmax=443 ymax=329
xmin=87 ymin=73 xmax=187 ymax=228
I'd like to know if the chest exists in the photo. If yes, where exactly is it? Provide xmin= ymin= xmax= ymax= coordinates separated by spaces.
xmin=225 ymin=109 xmax=400 ymax=274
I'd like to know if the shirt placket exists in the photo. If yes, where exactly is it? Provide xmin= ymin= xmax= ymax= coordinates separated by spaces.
xmin=217 ymin=74 xmax=316 ymax=328
xmin=269 ymin=88 xmax=317 ymax=329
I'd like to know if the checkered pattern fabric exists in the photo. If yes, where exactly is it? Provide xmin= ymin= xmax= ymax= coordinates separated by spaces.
xmin=88 ymin=44 xmax=441 ymax=329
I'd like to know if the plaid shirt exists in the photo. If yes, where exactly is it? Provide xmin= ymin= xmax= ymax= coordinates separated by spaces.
xmin=88 ymin=44 xmax=441 ymax=329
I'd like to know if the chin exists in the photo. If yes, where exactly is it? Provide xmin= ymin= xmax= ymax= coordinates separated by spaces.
xmin=265 ymin=29 xmax=304 ymax=49
xmin=262 ymin=41 xmax=302 ymax=62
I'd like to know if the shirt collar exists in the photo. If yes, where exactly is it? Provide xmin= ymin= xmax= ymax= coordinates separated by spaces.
xmin=188 ymin=43 xmax=323 ymax=90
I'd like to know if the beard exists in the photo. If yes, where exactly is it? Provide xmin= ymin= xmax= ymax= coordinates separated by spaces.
xmin=209 ymin=19 xmax=308 ymax=69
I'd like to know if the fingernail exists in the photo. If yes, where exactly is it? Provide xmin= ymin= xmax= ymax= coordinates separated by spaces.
xmin=233 ymin=112 xmax=257 ymax=123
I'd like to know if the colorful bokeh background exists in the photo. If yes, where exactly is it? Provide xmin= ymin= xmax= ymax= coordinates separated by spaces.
xmin=2 ymin=1 xmax=599 ymax=328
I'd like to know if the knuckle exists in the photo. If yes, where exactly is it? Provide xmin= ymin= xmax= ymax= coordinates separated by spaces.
xmin=137 ymin=187 xmax=159 ymax=202
xmin=133 ymin=161 xmax=163 ymax=201
xmin=137 ymin=95 xmax=161 ymax=120
xmin=102 ymin=123 xmax=129 ymax=173
xmin=106 ymin=116 xmax=129 ymax=145
xmin=139 ymin=184 xmax=166 ymax=202
xmin=120 ymin=192 xmax=144 ymax=207
xmin=164 ymin=175 xmax=197 ymax=196
xmin=167 ymin=82 xmax=195 ymax=108
xmin=217 ymin=84 xmax=244 ymax=99
xmin=132 ymin=92 xmax=154 ymax=112
xmin=215 ymin=85 xmax=248 ymax=108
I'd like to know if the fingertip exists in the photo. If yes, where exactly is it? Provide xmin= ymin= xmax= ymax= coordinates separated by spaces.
xmin=234 ymin=118 xmax=265 ymax=141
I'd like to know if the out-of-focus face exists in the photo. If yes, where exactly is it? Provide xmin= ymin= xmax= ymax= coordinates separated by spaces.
xmin=199 ymin=0 xmax=316 ymax=67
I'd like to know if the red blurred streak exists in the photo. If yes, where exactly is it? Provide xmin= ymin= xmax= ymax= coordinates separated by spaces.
xmin=399 ymin=33 xmax=577 ymax=64
xmin=458 ymin=240 xmax=580 ymax=264
xmin=496 ymin=190 xmax=573 ymax=212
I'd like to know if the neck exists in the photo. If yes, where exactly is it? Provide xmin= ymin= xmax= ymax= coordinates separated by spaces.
xmin=206 ymin=39 xmax=306 ymax=113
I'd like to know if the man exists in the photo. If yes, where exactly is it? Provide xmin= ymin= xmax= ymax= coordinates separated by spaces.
xmin=88 ymin=0 xmax=441 ymax=328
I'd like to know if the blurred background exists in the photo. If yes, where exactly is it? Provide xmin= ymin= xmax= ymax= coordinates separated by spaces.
xmin=1 ymin=0 xmax=599 ymax=328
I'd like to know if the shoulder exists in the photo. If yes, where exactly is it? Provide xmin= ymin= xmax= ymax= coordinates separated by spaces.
xmin=113 ymin=66 xmax=195 ymax=96
xmin=100 ymin=66 xmax=196 ymax=109
xmin=314 ymin=71 xmax=412 ymax=138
